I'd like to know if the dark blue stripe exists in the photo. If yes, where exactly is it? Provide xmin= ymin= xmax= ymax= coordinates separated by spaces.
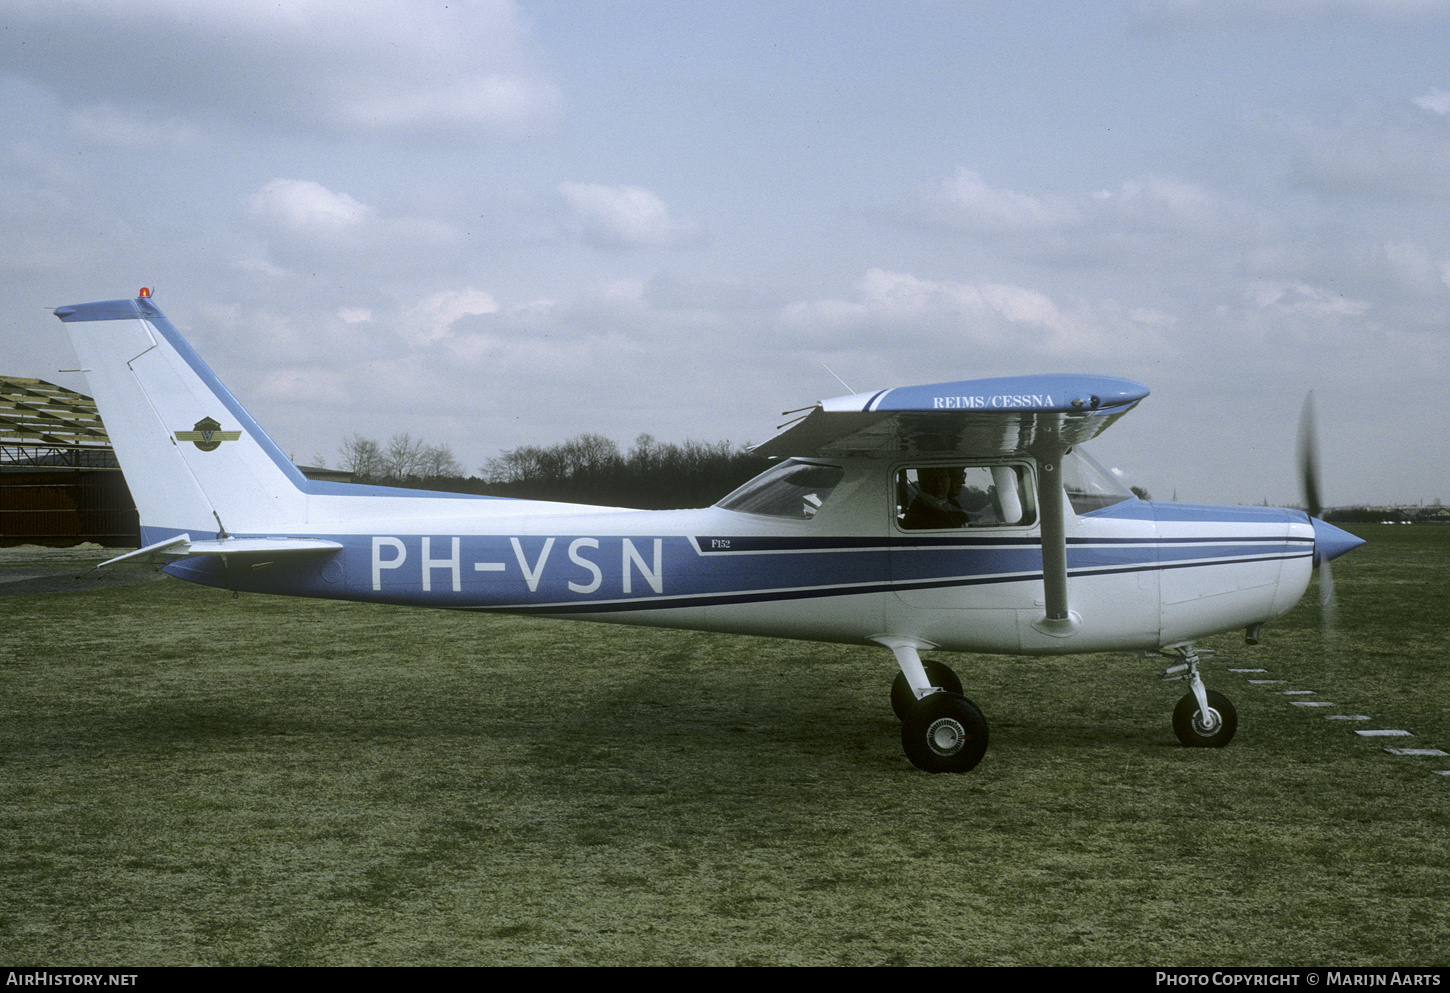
xmin=462 ymin=547 xmax=1311 ymax=616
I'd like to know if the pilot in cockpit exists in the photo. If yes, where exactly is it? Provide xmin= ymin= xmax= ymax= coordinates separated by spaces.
xmin=902 ymin=464 xmax=1027 ymax=529
xmin=903 ymin=467 xmax=969 ymax=529
xmin=947 ymin=470 xmax=997 ymax=527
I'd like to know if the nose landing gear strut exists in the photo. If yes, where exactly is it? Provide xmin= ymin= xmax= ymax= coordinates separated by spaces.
xmin=1159 ymin=646 xmax=1238 ymax=748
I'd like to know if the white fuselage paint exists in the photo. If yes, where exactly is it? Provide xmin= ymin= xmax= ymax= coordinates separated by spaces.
xmin=198 ymin=458 xmax=1317 ymax=658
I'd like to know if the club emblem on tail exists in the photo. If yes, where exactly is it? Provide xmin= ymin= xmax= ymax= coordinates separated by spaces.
xmin=174 ymin=416 xmax=241 ymax=452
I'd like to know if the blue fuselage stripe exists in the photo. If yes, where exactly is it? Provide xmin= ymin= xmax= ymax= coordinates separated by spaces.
xmin=163 ymin=530 xmax=1311 ymax=614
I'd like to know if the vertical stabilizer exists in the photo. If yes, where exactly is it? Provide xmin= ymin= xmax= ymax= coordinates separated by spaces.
xmin=55 ymin=294 xmax=308 ymax=539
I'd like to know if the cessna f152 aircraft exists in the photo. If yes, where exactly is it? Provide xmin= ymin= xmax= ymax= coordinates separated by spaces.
xmin=56 ymin=291 xmax=1364 ymax=773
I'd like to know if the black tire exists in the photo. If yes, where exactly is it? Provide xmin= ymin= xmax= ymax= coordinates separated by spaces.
xmin=1172 ymin=690 xmax=1237 ymax=748
xmin=890 ymin=659 xmax=964 ymax=720
xmin=901 ymin=692 xmax=989 ymax=773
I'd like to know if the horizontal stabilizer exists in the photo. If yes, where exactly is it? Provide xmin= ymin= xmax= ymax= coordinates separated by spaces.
xmin=96 ymin=534 xmax=191 ymax=568
xmin=97 ymin=535 xmax=343 ymax=570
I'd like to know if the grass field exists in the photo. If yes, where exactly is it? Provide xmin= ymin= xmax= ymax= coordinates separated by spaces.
xmin=1 ymin=525 xmax=1446 ymax=966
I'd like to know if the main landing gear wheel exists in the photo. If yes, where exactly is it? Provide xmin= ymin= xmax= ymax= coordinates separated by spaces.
xmin=890 ymin=659 xmax=964 ymax=720
xmin=901 ymin=692 xmax=989 ymax=774
xmin=1172 ymin=690 xmax=1238 ymax=748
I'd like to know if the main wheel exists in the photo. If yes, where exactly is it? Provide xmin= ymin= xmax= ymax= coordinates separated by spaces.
xmin=1172 ymin=690 xmax=1237 ymax=748
xmin=890 ymin=659 xmax=964 ymax=720
xmin=901 ymin=692 xmax=989 ymax=773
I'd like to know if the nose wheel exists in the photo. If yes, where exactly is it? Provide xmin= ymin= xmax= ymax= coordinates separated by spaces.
xmin=1173 ymin=690 xmax=1237 ymax=748
xmin=1161 ymin=647 xmax=1238 ymax=748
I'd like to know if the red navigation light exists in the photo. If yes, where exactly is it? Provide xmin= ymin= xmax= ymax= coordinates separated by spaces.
xmin=138 ymin=287 xmax=151 ymax=298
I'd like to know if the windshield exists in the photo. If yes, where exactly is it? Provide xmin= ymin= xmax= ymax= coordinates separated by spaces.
xmin=716 ymin=460 xmax=844 ymax=519
xmin=1061 ymin=447 xmax=1133 ymax=514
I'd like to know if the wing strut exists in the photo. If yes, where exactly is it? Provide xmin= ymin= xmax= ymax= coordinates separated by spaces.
xmin=1031 ymin=441 xmax=1081 ymax=638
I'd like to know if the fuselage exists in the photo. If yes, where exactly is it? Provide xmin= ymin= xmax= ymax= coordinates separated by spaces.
xmin=157 ymin=454 xmax=1319 ymax=656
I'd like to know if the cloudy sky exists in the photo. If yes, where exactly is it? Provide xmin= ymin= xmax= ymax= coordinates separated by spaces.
xmin=4 ymin=0 xmax=1448 ymax=506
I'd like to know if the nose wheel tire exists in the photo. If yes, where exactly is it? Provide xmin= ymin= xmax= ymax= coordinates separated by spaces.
xmin=1172 ymin=690 xmax=1237 ymax=748
xmin=901 ymin=692 xmax=989 ymax=773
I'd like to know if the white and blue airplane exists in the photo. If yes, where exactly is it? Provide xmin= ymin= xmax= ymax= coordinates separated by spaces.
xmin=55 ymin=290 xmax=1364 ymax=773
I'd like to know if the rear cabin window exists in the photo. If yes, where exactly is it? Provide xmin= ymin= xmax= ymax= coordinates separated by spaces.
xmin=896 ymin=464 xmax=1035 ymax=530
xmin=716 ymin=460 xmax=844 ymax=520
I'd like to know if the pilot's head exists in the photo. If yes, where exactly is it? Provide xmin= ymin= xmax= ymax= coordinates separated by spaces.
xmin=918 ymin=466 xmax=956 ymax=498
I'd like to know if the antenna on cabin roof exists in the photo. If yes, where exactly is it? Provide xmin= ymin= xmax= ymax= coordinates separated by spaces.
xmin=819 ymin=361 xmax=854 ymax=395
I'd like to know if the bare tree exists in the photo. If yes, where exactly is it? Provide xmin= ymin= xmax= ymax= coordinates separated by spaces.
xmin=477 ymin=432 xmax=767 ymax=507
xmin=483 ymin=444 xmax=560 ymax=483
xmin=558 ymin=433 xmax=621 ymax=477
xmin=382 ymin=432 xmax=427 ymax=480
xmin=338 ymin=433 xmax=383 ymax=480
xmin=420 ymin=442 xmax=462 ymax=478
xmin=337 ymin=432 xmax=462 ymax=483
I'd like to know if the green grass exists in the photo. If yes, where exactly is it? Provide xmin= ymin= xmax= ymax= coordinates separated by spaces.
xmin=1 ymin=525 xmax=1446 ymax=966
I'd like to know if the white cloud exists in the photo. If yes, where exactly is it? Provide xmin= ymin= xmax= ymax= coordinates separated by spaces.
xmin=1380 ymin=241 xmax=1450 ymax=293
xmin=244 ymin=179 xmax=463 ymax=271
xmin=402 ymin=288 xmax=500 ymax=346
xmin=923 ymin=167 xmax=1080 ymax=232
xmin=0 ymin=142 xmax=88 ymax=225
xmin=233 ymin=258 xmax=290 ymax=280
xmin=249 ymin=179 xmax=373 ymax=237
xmin=558 ymin=182 xmax=702 ymax=248
xmin=1105 ymin=174 xmax=1233 ymax=230
xmin=1261 ymin=103 xmax=1450 ymax=200
xmin=257 ymin=366 xmax=352 ymax=406
xmin=1248 ymin=280 xmax=1370 ymax=317
xmin=779 ymin=268 xmax=1164 ymax=359
xmin=3 ymin=0 xmax=563 ymax=144
xmin=1413 ymin=88 xmax=1450 ymax=116
xmin=341 ymin=75 xmax=563 ymax=135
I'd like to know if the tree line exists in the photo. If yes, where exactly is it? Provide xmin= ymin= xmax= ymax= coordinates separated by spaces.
xmin=327 ymin=431 xmax=771 ymax=510
xmin=335 ymin=432 xmax=463 ymax=481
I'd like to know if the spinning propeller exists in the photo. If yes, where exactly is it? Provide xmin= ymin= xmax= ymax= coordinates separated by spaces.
xmin=1297 ymin=393 xmax=1363 ymax=620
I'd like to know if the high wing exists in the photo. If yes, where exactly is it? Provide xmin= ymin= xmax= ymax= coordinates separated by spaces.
xmin=752 ymin=374 xmax=1150 ymax=641
xmin=753 ymin=374 xmax=1149 ymax=459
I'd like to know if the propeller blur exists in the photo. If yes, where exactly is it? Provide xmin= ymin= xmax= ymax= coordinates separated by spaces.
xmin=1299 ymin=393 xmax=1363 ymax=613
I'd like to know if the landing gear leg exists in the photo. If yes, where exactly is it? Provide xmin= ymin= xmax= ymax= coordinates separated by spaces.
xmin=873 ymin=637 xmax=989 ymax=773
xmin=890 ymin=659 xmax=963 ymax=720
xmin=1161 ymin=647 xmax=1238 ymax=748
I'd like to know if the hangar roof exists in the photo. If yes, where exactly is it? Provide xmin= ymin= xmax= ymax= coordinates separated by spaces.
xmin=0 ymin=376 xmax=116 ymax=467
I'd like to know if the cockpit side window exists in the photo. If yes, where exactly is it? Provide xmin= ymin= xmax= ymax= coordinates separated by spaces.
xmin=896 ymin=464 xmax=1036 ymax=530
xmin=716 ymin=460 xmax=844 ymax=520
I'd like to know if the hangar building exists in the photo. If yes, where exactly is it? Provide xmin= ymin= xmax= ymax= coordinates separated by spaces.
xmin=0 ymin=376 xmax=140 ymax=548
